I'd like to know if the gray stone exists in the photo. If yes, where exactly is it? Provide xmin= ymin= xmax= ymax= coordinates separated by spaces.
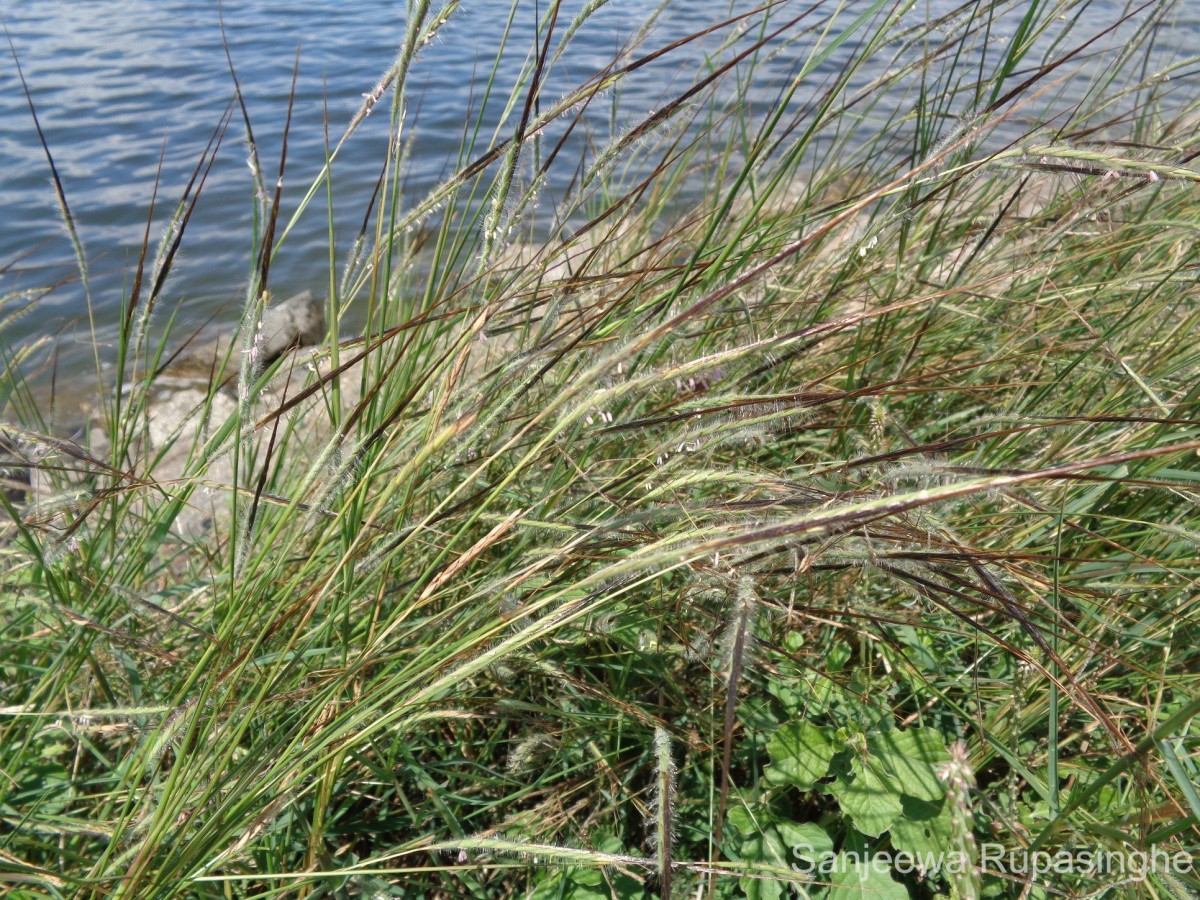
xmin=163 ymin=290 xmax=326 ymax=387
xmin=259 ymin=289 xmax=326 ymax=361
xmin=142 ymin=388 xmax=239 ymax=538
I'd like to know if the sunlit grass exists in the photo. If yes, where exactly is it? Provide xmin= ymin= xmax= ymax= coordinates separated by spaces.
xmin=2 ymin=1 xmax=1200 ymax=897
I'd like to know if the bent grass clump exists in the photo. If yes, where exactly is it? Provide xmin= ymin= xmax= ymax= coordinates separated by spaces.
xmin=3 ymin=1 xmax=1200 ymax=897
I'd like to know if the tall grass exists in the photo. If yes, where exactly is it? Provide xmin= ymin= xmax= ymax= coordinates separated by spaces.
xmin=3 ymin=0 xmax=1200 ymax=897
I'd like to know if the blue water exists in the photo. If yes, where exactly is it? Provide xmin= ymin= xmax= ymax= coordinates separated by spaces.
xmin=0 ymin=0 xmax=683 ymax=396
xmin=1 ymin=0 xmax=1196 ymax=410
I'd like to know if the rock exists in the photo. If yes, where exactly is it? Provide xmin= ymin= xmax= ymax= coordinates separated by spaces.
xmin=162 ymin=290 xmax=326 ymax=387
xmin=143 ymin=388 xmax=239 ymax=537
xmin=139 ymin=289 xmax=327 ymax=538
xmin=48 ymin=290 xmax=334 ymax=541
xmin=258 ymin=289 xmax=326 ymax=360
xmin=146 ymin=388 xmax=239 ymax=455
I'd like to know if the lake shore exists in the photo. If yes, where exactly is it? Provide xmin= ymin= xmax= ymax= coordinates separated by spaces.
xmin=3 ymin=3 xmax=1199 ymax=896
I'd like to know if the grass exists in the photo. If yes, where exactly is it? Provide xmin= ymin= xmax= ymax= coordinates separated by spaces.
xmin=2 ymin=0 xmax=1200 ymax=897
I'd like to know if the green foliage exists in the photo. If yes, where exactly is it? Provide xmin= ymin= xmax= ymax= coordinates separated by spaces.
xmin=3 ymin=0 xmax=1200 ymax=897
xmin=766 ymin=722 xmax=839 ymax=792
xmin=733 ymin=695 xmax=956 ymax=895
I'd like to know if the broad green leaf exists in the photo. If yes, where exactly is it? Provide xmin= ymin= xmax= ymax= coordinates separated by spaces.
xmin=737 ymin=827 xmax=792 ymax=900
xmin=866 ymin=728 xmax=949 ymax=803
xmin=737 ymin=827 xmax=791 ymax=868
xmin=766 ymin=721 xmax=840 ymax=790
xmin=739 ymin=874 xmax=786 ymax=900
xmin=830 ymin=762 xmax=903 ymax=837
xmin=889 ymin=795 xmax=954 ymax=860
xmin=571 ymin=867 xmax=604 ymax=887
xmin=729 ymin=804 xmax=769 ymax=836
xmin=827 ymin=644 xmax=852 ymax=673
xmin=766 ymin=676 xmax=806 ymax=715
xmin=776 ymin=820 xmax=835 ymax=859
xmin=779 ymin=821 xmax=836 ymax=887
xmin=827 ymin=854 xmax=911 ymax=900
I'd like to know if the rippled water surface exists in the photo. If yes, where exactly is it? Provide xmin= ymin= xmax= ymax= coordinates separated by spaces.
xmin=1 ymin=1 xmax=1195 ymax=406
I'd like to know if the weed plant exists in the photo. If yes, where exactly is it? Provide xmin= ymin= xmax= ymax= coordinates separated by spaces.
xmin=2 ymin=1 xmax=1200 ymax=897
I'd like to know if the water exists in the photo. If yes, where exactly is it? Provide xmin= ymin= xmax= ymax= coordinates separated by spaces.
xmin=0 ymin=0 xmax=684 ymax=405
xmin=1 ymin=1 xmax=1195 ymax=416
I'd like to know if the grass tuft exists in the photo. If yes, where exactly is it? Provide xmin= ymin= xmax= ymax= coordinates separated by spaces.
xmin=3 ymin=1 xmax=1200 ymax=897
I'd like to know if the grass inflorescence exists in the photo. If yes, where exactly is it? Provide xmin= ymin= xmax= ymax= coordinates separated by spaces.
xmin=3 ymin=1 xmax=1200 ymax=897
